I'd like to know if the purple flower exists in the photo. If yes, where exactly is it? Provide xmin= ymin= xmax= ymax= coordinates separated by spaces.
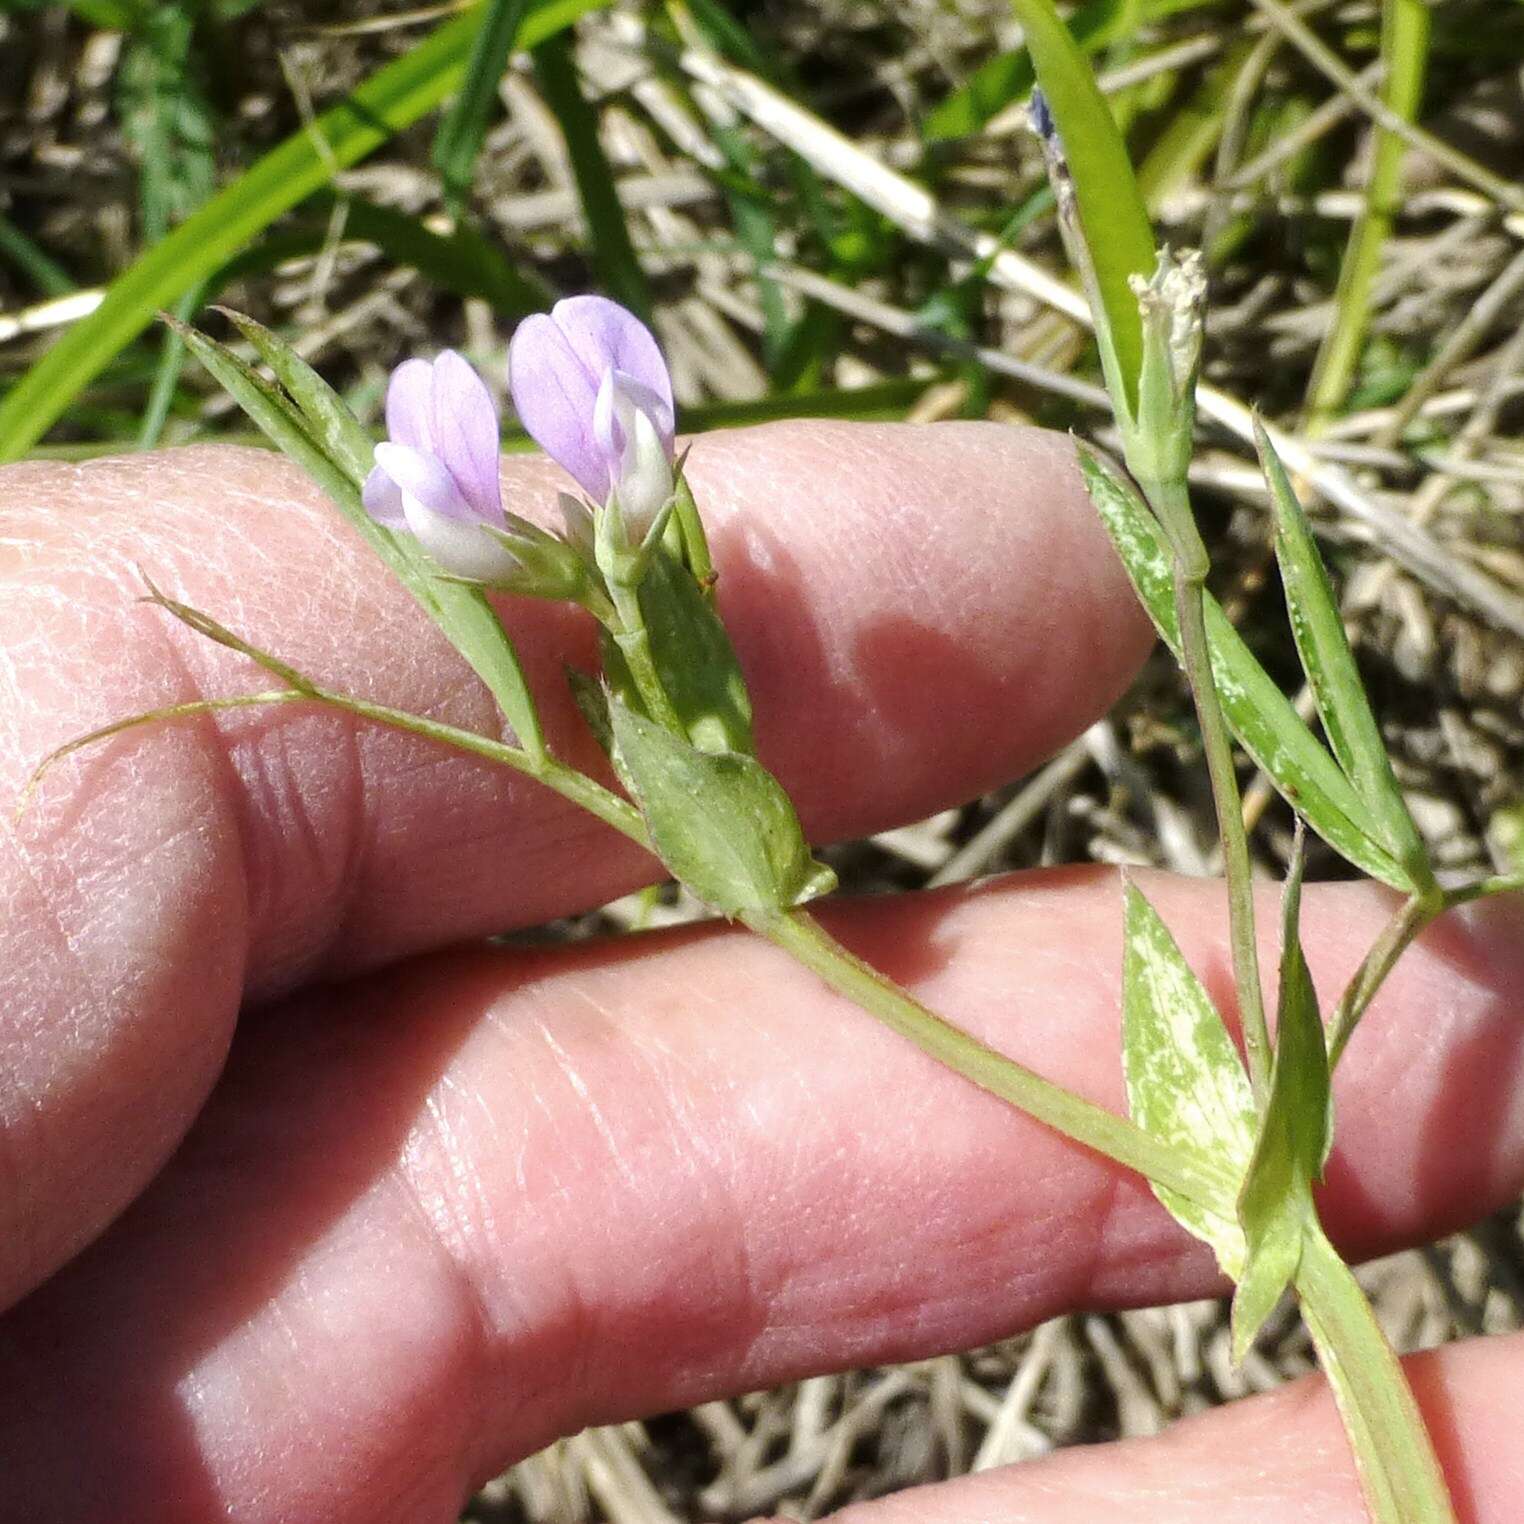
xmin=507 ymin=296 xmax=675 ymax=528
xmin=363 ymin=350 xmax=520 ymax=582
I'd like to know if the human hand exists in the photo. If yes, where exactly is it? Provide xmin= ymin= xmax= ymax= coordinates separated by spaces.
xmin=3 ymin=423 xmax=1523 ymax=1522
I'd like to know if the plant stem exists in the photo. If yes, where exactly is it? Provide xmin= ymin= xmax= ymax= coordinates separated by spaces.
xmin=1147 ymin=474 xmax=1272 ymax=1103
xmin=747 ymin=904 xmax=1239 ymax=1212
xmin=608 ymin=577 xmax=685 ymax=734
xmin=306 ymin=684 xmax=652 ymax=844
xmin=1296 ymin=1226 xmax=1456 ymax=1523
xmin=1326 ymin=890 xmax=1439 ymax=1069
xmin=315 ymin=677 xmax=1241 ymax=1213
xmin=1328 ymin=869 xmax=1524 ymax=1068
xmin=1442 ymin=869 xmax=1524 ymax=908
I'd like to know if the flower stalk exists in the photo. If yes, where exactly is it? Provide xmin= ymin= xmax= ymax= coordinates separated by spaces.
xmin=1116 ymin=249 xmax=1273 ymax=1105
xmin=1156 ymin=474 xmax=1273 ymax=1104
xmin=749 ymin=906 xmax=1237 ymax=1209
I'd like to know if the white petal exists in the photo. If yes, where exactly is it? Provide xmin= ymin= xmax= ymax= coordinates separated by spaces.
xmin=402 ymin=496 xmax=522 ymax=582
xmin=616 ymin=403 xmax=674 ymax=530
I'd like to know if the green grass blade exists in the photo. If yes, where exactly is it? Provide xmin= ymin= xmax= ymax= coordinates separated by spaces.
xmin=0 ymin=0 xmax=598 ymax=462
xmin=1135 ymin=41 xmax=1251 ymax=208
xmin=531 ymin=28 xmax=653 ymax=318
xmin=1256 ymin=422 xmax=1433 ymax=890
xmin=0 ymin=13 xmax=475 ymax=460
xmin=1302 ymin=0 xmax=1429 ymax=432
xmin=212 ymin=195 xmax=551 ymax=316
xmin=1008 ymin=0 xmax=1156 ymax=410
xmin=0 ymin=215 xmax=77 ymax=298
xmin=1080 ymin=449 xmax=1412 ymax=889
xmin=117 ymin=3 xmax=217 ymax=244
xmin=66 ymin=0 xmax=150 ymax=29
xmin=432 ymin=0 xmax=531 ymax=212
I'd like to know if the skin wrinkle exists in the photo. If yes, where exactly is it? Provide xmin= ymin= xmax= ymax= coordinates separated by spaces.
xmin=1 ymin=599 xmax=245 ymax=1303
xmin=386 ymin=1123 xmax=510 ymax=1502
xmin=496 ymin=976 xmax=768 ymax=1433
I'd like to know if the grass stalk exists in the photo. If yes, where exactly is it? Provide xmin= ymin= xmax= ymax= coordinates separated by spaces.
xmin=1303 ymin=0 xmax=1430 ymax=433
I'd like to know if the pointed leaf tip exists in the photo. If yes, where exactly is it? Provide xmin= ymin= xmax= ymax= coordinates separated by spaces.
xmin=1256 ymin=420 xmax=1433 ymax=894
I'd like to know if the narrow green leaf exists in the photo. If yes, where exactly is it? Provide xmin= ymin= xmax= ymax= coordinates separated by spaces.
xmin=213 ymin=197 xmax=553 ymax=318
xmin=0 ymin=0 xmax=601 ymax=461
xmin=177 ymin=318 xmax=547 ymax=760
xmin=1007 ymin=0 xmax=1156 ymax=410
xmin=1233 ymin=845 xmax=1330 ymax=1361
xmin=432 ymin=0 xmax=530 ymax=212
xmin=1080 ymin=450 xmax=1413 ymax=889
xmin=0 ymin=214 xmax=76 ymax=298
xmin=1257 ymin=420 xmax=1434 ymax=892
xmin=1122 ymin=882 xmax=1255 ymax=1275
xmin=334 ymin=198 xmax=552 ymax=317
xmin=169 ymin=319 xmax=358 ymax=510
xmin=118 ymin=3 xmax=217 ymax=244
xmin=609 ymin=700 xmax=835 ymax=916
xmin=63 ymin=0 xmax=150 ymax=27
xmin=638 ymin=545 xmax=754 ymax=755
xmin=532 ymin=29 xmax=653 ymax=319
xmin=215 ymin=310 xmax=377 ymax=485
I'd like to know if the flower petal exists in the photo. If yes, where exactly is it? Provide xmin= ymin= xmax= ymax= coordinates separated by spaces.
xmin=593 ymin=368 xmax=671 ymax=464
xmin=373 ymin=442 xmax=470 ymax=521
xmin=507 ymin=313 xmax=608 ymax=500
xmin=622 ymin=406 xmax=675 ymax=527
xmin=385 ymin=358 xmax=437 ymax=451
xmin=361 ymin=462 xmax=408 ymax=529
xmin=402 ymin=499 xmax=523 ymax=582
xmin=430 ymin=350 xmax=502 ymax=522
xmin=549 ymin=295 xmax=674 ymax=447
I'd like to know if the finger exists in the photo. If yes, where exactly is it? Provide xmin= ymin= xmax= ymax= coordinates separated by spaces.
xmin=2 ymin=873 xmax=1521 ymax=1521
xmin=0 ymin=421 xmax=1146 ymax=1306
xmin=810 ymin=1333 xmax=1522 ymax=1522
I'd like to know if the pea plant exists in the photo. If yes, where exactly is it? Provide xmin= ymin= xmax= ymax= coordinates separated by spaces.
xmin=23 ymin=22 xmax=1519 ymax=1524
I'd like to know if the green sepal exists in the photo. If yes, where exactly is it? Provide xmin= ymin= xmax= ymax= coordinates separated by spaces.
xmin=474 ymin=512 xmax=607 ymax=611
xmin=1080 ymin=448 xmax=1413 ymax=891
xmin=623 ymin=498 xmax=679 ymax=588
xmin=669 ymin=462 xmax=716 ymax=592
xmin=1232 ymin=842 xmax=1331 ymax=1362
xmin=1256 ymin=418 xmax=1435 ymax=896
xmin=608 ymin=699 xmax=835 ymax=917
xmin=636 ymin=544 xmax=755 ymax=757
xmin=176 ymin=312 xmax=548 ymax=760
xmin=1121 ymin=881 xmax=1255 ymax=1277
